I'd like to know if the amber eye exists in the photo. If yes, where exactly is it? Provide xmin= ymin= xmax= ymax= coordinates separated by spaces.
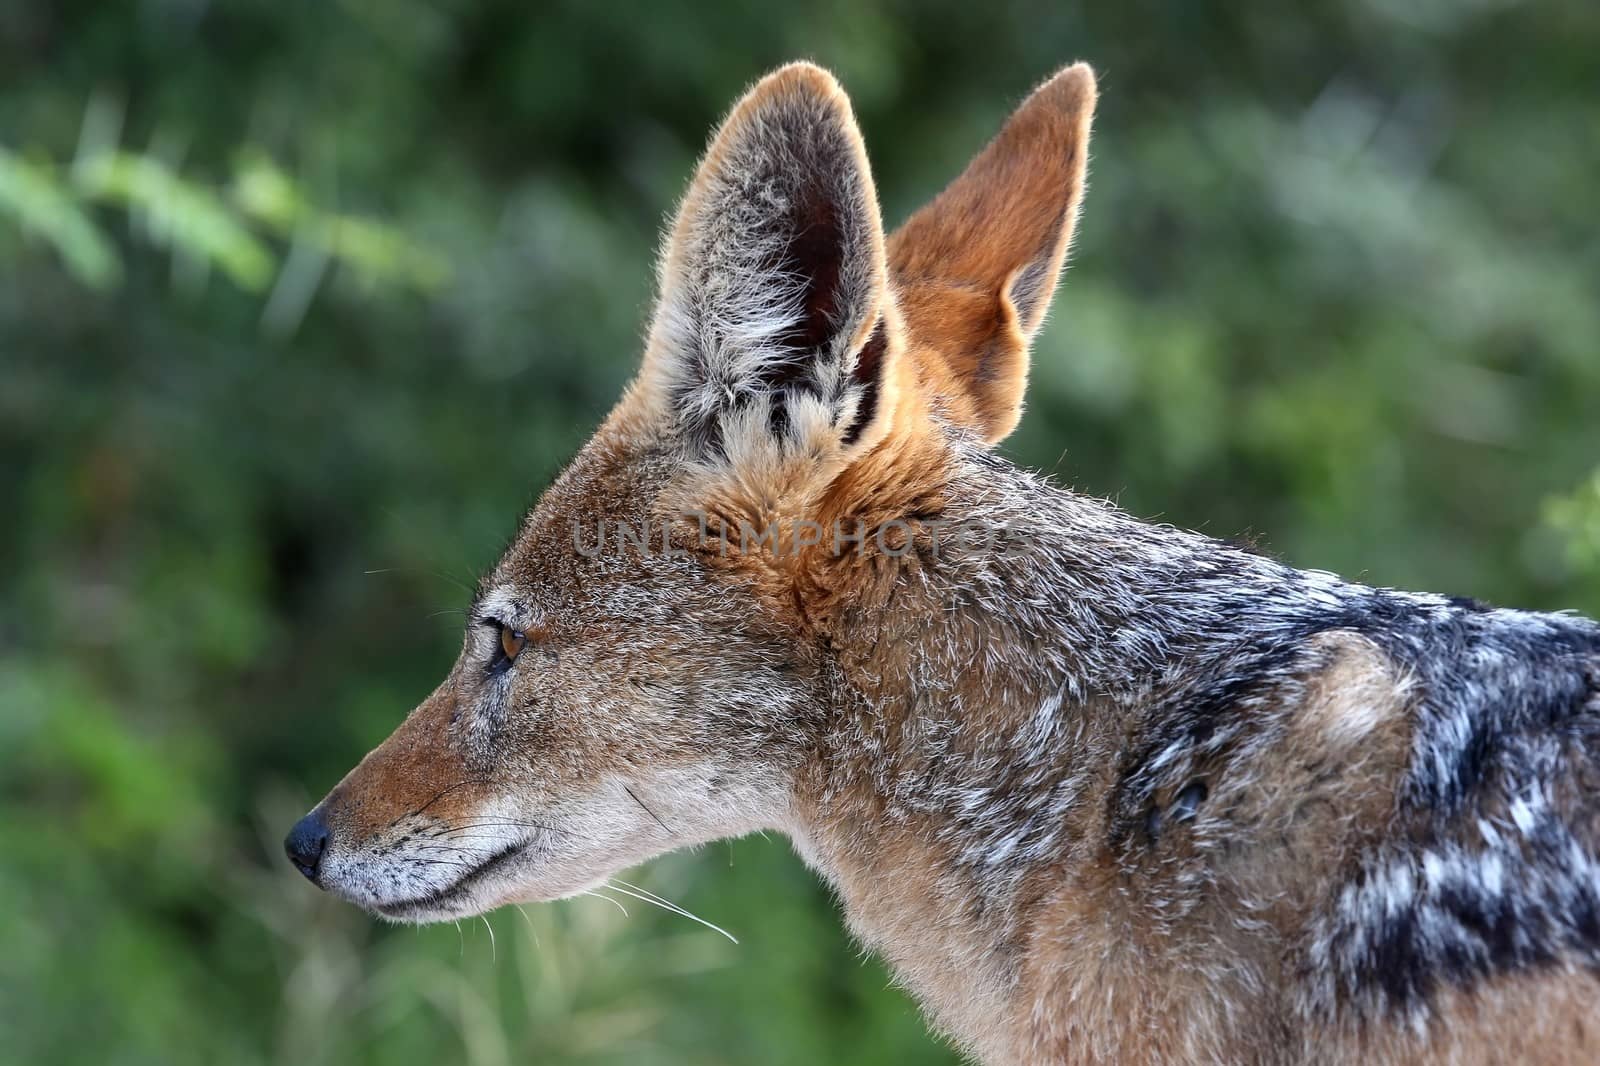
xmin=499 ymin=625 xmax=527 ymax=663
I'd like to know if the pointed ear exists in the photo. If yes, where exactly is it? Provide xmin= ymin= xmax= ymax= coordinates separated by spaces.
xmin=643 ymin=62 xmax=899 ymax=480
xmin=888 ymin=63 xmax=1096 ymax=444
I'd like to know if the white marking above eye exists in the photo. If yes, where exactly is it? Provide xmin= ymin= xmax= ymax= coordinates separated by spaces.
xmin=475 ymin=586 xmax=544 ymax=632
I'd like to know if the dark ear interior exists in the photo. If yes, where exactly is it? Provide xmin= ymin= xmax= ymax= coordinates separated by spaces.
xmin=758 ymin=185 xmax=858 ymax=442
xmin=785 ymin=192 xmax=846 ymax=352
xmin=840 ymin=319 xmax=889 ymax=447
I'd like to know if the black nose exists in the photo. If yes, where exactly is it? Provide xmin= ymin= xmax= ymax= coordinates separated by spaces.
xmin=284 ymin=810 xmax=330 ymax=883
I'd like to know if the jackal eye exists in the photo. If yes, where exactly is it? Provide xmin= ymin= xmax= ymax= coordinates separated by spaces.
xmin=499 ymin=625 xmax=527 ymax=664
xmin=482 ymin=621 xmax=527 ymax=676
xmin=482 ymin=616 xmax=550 ymax=676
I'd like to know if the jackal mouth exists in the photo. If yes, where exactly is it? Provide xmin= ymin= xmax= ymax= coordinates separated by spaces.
xmin=371 ymin=839 xmax=532 ymax=920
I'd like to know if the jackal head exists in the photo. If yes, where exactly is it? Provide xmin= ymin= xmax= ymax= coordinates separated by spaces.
xmin=286 ymin=61 xmax=1095 ymax=921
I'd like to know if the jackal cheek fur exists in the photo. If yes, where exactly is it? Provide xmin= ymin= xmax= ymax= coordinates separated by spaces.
xmin=290 ymin=60 xmax=1600 ymax=1064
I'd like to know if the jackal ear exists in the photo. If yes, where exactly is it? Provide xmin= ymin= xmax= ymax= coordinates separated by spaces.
xmin=888 ymin=63 xmax=1096 ymax=444
xmin=643 ymin=62 xmax=898 ymax=469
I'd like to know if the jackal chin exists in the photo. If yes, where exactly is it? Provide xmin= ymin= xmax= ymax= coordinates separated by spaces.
xmin=333 ymin=833 xmax=626 ymax=925
xmin=363 ymin=848 xmax=541 ymax=924
xmin=363 ymin=851 xmax=605 ymax=925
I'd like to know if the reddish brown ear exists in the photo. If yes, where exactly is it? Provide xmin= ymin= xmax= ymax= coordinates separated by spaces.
xmin=888 ymin=63 xmax=1096 ymax=443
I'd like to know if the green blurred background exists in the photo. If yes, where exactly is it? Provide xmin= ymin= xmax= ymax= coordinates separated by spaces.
xmin=3 ymin=2 xmax=1598 ymax=1063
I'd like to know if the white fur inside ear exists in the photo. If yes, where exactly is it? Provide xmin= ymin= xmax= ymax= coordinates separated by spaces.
xmin=650 ymin=245 xmax=808 ymax=434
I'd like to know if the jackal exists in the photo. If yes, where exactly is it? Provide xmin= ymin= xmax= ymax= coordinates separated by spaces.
xmin=286 ymin=62 xmax=1600 ymax=1063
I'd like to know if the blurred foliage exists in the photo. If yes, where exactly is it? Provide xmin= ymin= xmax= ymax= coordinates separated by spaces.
xmin=0 ymin=102 xmax=446 ymax=309
xmin=1546 ymin=471 xmax=1600 ymax=603
xmin=1 ymin=1 xmax=1597 ymax=1064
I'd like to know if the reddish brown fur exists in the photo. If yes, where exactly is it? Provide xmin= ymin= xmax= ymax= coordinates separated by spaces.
xmin=890 ymin=66 xmax=1095 ymax=443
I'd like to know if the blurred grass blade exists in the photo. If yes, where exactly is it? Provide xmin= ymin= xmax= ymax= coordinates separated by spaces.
xmin=234 ymin=153 xmax=451 ymax=292
xmin=75 ymin=150 xmax=276 ymax=291
xmin=0 ymin=146 xmax=122 ymax=288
